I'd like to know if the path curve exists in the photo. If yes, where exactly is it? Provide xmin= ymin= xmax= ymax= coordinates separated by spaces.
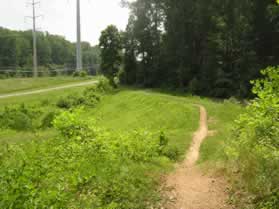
xmin=165 ymin=105 xmax=231 ymax=209
xmin=0 ymin=80 xmax=98 ymax=100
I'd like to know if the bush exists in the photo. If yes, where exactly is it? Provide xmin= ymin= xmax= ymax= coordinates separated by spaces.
xmin=56 ymin=94 xmax=86 ymax=109
xmin=225 ymin=67 xmax=279 ymax=208
xmin=7 ymin=112 xmax=33 ymax=131
xmin=53 ymin=108 xmax=95 ymax=138
xmin=96 ymin=76 xmax=113 ymax=93
xmin=0 ymin=109 xmax=168 ymax=208
xmin=82 ymin=87 xmax=101 ymax=107
xmin=72 ymin=70 xmax=88 ymax=77
xmin=56 ymin=78 xmax=113 ymax=109
xmin=0 ymin=104 xmax=40 ymax=131
xmin=41 ymin=111 xmax=58 ymax=129
xmin=72 ymin=71 xmax=80 ymax=77
xmin=162 ymin=145 xmax=180 ymax=161
xmin=56 ymin=96 xmax=73 ymax=109
xmin=79 ymin=70 xmax=88 ymax=77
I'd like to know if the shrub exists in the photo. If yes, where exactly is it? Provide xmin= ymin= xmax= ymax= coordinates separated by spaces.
xmin=79 ymin=70 xmax=88 ymax=77
xmin=56 ymin=78 xmax=113 ymax=109
xmin=72 ymin=71 xmax=80 ymax=77
xmin=56 ymin=96 xmax=73 ymax=109
xmin=96 ymin=76 xmax=113 ymax=93
xmin=53 ymin=108 xmax=95 ymax=138
xmin=72 ymin=70 xmax=88 ymax=77
xmin=0 ymin=104 xmax=40 ymax=131
xmin=162 ymin=145 xmax=180 ymax=161
xmin=82 ymin=87 xmax=101 ymax=107
xmin=0 ymin=109 xmax=168 ymax=208
xmin=40 ymin=98 xmax=51 ymax=106
xmin=225 ymin=67 xmax=279 ymax=208
xmin=7 ymin=112 xmax=33 ymax=131
xmin=41 ymin=111 xmax=58 ymax=129
xmin=56 ymin=94 xmax=86 ymax=109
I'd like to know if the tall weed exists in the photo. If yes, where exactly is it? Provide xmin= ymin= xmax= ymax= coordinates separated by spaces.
xmin=225 ymin=67 xmax=279 ymax=208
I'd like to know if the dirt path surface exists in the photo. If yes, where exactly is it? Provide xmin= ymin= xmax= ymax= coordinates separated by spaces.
xmin=165 ymin=106 xmax=231 ymax=209
xmin=0 ymin=80 xmax=98 ymax=100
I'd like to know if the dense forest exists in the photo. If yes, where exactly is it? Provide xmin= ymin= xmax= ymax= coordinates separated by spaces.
xmin=0 ymin=27 xmax=100 ymax=75
xmin=117 ymin=0 xmax=279 ymax=98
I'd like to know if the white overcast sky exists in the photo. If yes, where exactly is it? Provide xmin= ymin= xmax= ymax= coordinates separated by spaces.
xmin=0 ymin=0 xmax=130 ymax=45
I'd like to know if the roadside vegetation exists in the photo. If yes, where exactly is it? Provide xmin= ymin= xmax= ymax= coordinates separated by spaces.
xmin=0 ymin=75 xmax=245 ymax=208
xmin=0 ymin=76 xmax=93 ymax=94
xmin=224 ymin=67 xmax=279 ymax=209
xmin=0 ymin=67 xmax=278 ymax=208
xmin=0 ymin=77 xmax=196 ymax=208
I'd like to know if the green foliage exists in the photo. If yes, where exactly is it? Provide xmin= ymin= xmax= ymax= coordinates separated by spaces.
xmin=95 ymin=76 xmax=113 ymax=93
xmin=40 ymin=111 xmax=58 ymax=129
xmin=56 ymin=93 xmax=86 ymax=109
xmin=99 ymin=25 xmax=122 ymax=86
xmin=0 ymin=109 xmax=169 ymax=208
xmin=121 ymin=0 xmax=279 ymax=98
xmin=72 ymin=70 xmax=88 ymax=78
xmin=53 ymin=108 xmax=95 ymax=139
xmin=56 ymin=79 xmax=111 ymax=109
xmin=0 ymin=104 xmax=40 ymax=131
xmin=0 ymin=27 xmax=100 ymax=73
xmin=72 ymin=71 xmax=80 ymax=77
xmin=162 ymin=145 xmax=180 ymax=161
xmin=225 ymin=67 xmax=279 ymax=208
xmin=79 ymin=70 xmax=88 ymax=77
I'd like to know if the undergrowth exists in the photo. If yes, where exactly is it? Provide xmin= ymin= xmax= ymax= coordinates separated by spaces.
xmin=0 ymin=76 xmax=176 ymax=208
xmin=225 ymin=67 xmax=279 ymax=209
xmin=0 ymin=108 xmax=172 ymax=209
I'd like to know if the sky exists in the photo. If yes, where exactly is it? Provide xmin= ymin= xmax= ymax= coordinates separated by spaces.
xmin=0 ymin=0 xmax=130 ymax=45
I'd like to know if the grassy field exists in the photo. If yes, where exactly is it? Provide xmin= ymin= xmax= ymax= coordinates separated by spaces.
xmin=0 ymin=85 xmax=243 ymax=160
xmin=0 ymin=82 xmax=245 ymax=208
xmin=0 ymin=76 xmax=94 ymax=94
xmin=0 ymin=85 xmax=93 ymax=144
xmin=0 ymin=87 xmax=200 ymax=155
xmin=86 ymin=89 xmax=200 ymax=156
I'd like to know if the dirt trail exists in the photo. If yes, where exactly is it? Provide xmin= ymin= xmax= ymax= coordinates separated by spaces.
xmin=165 ymin=106 xmax=231 ymax=209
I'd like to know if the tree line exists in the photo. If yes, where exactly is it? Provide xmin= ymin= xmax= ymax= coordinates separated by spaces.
xmin=0 ymin=27 xmax=100 ymax=75
xmin=100 ymin=0 xmax=279 ymax=98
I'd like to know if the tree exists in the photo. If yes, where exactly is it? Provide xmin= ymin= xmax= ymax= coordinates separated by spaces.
xmin=120 ymin=0 xmax=279 ymax=98
xmin=99 ymin=25 xmax=122 ymax=86
xmin=0 ymin=27 xmax=100 ymax=76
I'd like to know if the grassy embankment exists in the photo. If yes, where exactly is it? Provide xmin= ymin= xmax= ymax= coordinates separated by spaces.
xmin=0 ymin=84 xmax=243 ymax=161
xmin=0 ymin=80 xmax=244 ymax=208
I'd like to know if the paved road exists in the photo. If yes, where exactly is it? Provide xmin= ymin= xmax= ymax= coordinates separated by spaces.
xmin=0 ymin=80 xmax=98 ymax=99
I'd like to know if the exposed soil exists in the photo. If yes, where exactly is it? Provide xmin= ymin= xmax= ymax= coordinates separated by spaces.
xmin=164 ymin=106 xmax=232 ymax=209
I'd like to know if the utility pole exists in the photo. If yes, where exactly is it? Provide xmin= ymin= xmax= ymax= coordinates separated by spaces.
xmin=76 ymin=0 xmax=83 ymax=71
xmin=27 ymin=0 xmax=40 ymax=77
xmin=32 ymin=0 xmax=38 ymax=77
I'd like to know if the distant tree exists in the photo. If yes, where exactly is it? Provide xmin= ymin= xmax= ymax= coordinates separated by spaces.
xmin=0 ymin=27 xmax=100 ymax=75
xmin=99 ymin=25 xmax=122 ymax=86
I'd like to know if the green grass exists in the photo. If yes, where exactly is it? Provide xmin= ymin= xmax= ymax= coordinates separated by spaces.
xmin=0 ymin=76 xmax=94 ymax=94
xmin=198 ymin=100 xmax=244 ymax=163
xmin=0 ymin=85 xmax=246 ymax=208
xmin=0 ymin=85 xmax=244 ymax=163
xmin=86 ymin=89 xmax=200 ymax=156
xmin=0 ymin=85 xmax=96 ymax=144
xmin=97 ymin=88 xmax=244 ymax=163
